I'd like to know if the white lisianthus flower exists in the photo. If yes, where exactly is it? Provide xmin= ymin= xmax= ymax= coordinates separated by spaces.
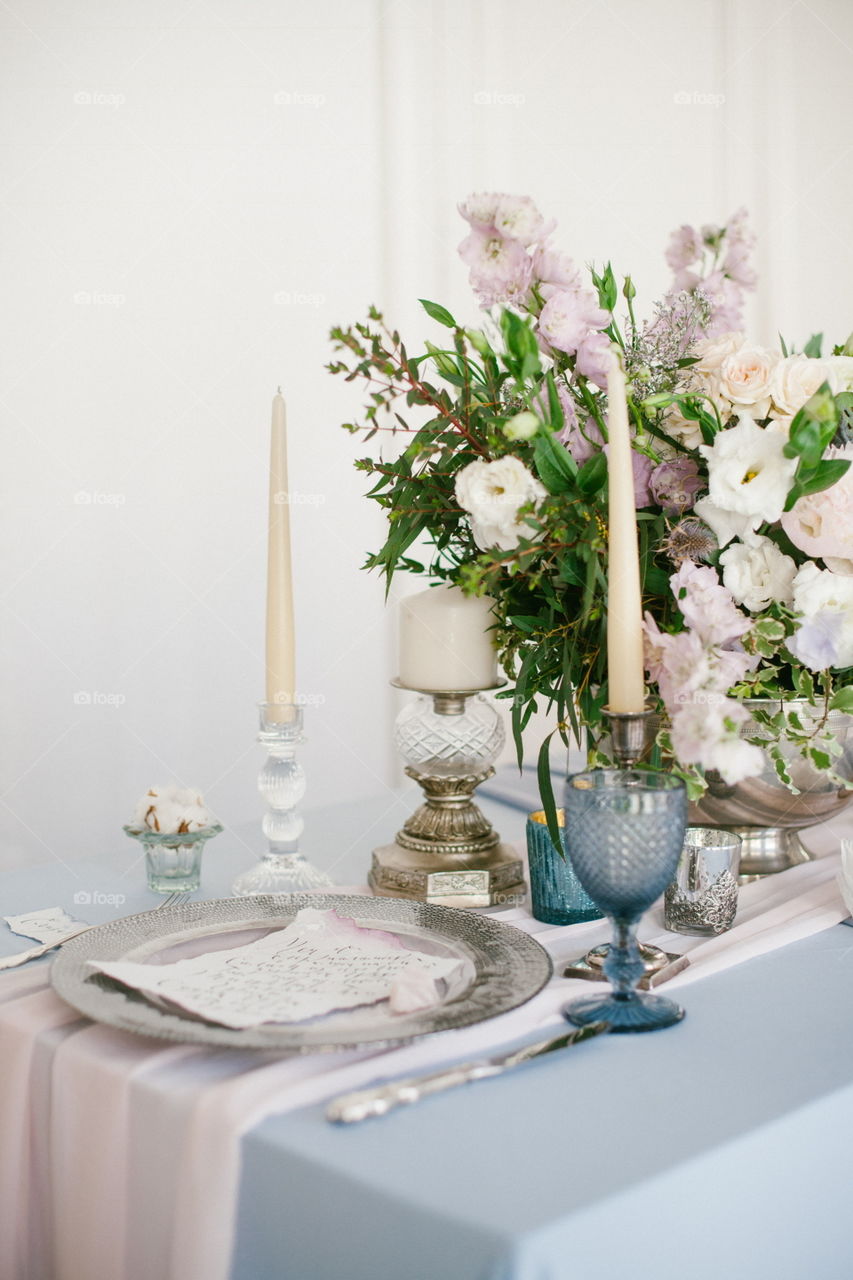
xmin=503 ymin=411 xmax=540 ymax=442
xmin=692 ymin=496 xmax=759 ymax=549
xmin=700 ymin=417 xmax=798 ymax=523
xmin=719 ymin=535 xmax=797 ymax=612
xmin=717 ymin=345 xmax=779 ymax=417
xmin=455 ymin=456 xmax=546 ymax=552
xmin=790 ymin=562 xmax=853 ymax=669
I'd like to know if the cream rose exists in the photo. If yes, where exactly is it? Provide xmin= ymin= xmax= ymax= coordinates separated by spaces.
xmin=770 ymin=355 xmax=832 ymax=418
xmin=781 ymin=445 xmax=853 ymax=564
xmin=691 ymin=330 xmax=746 ymax=376
xmin=455 ymin=456 xmax=546 ymax=551
xmin=717 ymin=345 xmax=779 ymax=417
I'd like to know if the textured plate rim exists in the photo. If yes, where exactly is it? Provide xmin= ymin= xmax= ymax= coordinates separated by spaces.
xmin=50 ymin=894 xmax=552 ymax=1052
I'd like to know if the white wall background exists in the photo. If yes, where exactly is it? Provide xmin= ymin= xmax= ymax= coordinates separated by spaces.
xmin=2 ymin=0 xmax=853 ymax=872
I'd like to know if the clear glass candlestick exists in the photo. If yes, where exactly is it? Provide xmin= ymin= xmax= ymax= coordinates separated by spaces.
xmin=231 ymin=702 xmax=333 ymax=897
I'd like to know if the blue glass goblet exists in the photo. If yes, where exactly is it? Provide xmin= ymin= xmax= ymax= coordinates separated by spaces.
xmin=562 ymin=769 xmax=688 ymax=1033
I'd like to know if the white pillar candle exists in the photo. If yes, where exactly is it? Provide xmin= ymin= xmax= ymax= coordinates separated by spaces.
xmin=265 ymin=391 xmax=296 ymax=719
xmin=399 ymin=585 xmax=498 ymax=691
xmin=605 ymin=351 xmax=646 ymax=713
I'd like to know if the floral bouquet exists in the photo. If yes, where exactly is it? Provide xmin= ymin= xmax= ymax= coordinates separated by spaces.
xmin=329 ymin=193 xmax=853 ymax=818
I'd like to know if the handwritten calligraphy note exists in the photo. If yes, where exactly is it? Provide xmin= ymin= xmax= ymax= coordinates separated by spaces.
xmin=89 ymin=908 xmax=461 ymax=1028
xmin=5 ymin=907 xmax=84 ymax=944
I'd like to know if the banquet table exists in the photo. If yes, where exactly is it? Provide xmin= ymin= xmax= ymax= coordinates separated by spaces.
xmin=2 ymin=786 xmax=853 ymax=1280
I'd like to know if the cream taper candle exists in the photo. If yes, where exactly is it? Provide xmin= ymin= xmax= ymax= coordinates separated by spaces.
xmin=265 ymin=390 xmax=295 ymax=718
xmin=399 ymin=585 xmax=498 ymax=690
xmin=605 ymin=350 xmax=646 ymax=713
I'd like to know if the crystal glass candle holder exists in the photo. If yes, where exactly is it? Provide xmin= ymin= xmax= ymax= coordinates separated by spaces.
xmin=231 ymin=703 xmax=333 ymax=897
xmin=370 ymin=684 xmax=525 ymax=907
xmin=124 ymin=824 xmax=222 ymax=894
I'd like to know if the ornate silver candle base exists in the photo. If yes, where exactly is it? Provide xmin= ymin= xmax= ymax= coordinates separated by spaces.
xmin=369 ymin=684 xmax=525 ymax=909
xmin=232 ymin=702 xmax=333 ymax=897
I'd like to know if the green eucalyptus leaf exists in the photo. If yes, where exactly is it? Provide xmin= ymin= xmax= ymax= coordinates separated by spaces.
xmin=533 ymin=430 xmax=577 ymax=494
xmin=537 ymin=732 xmax=563 ymax=854
xmin=576 ymin=452 xmax=608 ymax=495
xmin=419 ymin=298 xmax=457 ymax=328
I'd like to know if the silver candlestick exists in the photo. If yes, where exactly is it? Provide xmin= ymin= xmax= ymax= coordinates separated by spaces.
xmin=232 ymin=702 xmax=333 ymax=896
xmin=369 ymin=680 xmax=525 ymax=909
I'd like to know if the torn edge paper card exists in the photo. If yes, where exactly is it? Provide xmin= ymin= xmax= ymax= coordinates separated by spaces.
xmin=89 ymin=908 xmax=462 ymax=1028
xmin=4 ymin=907 xmax=85 ymax=944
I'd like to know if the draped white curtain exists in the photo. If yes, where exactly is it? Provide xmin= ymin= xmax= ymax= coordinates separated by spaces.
xmin=2 ymin=0 xmax=852 ymax=868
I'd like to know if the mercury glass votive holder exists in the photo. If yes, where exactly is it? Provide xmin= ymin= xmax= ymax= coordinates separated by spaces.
xmin=527 ymin=810 xmax=603 ymax=925
xmin=124 ymin=824 xmax=223 ymax=894
xmin=664 ymin=826 xmax=742 ymax=936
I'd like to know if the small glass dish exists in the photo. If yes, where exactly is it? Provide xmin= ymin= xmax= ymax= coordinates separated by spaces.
xmin=123 ymin=824 xmax=223 ymax=894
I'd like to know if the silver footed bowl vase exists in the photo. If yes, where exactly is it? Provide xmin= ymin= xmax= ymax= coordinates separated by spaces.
xmin=688 ymin=699 xmax=853 ymax=876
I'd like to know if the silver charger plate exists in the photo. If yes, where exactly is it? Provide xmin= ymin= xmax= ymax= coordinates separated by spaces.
xmin=50 ymin=893 xmax=552 ymax=1052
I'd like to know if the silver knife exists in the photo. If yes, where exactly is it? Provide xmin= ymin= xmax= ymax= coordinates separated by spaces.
xmin=326 ymin=1021 xmax=609 ymax=1124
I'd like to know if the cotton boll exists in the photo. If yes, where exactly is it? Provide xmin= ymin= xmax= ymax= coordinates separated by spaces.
xmin=129 ymin=784 xmax=211 ymax=835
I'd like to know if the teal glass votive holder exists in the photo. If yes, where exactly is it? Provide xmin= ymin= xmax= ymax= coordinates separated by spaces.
xmin=527 ymin=809 xmax=603 ymax=925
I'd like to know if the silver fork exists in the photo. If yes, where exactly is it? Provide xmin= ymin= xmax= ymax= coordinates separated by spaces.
xmin=0 ymin=890 xmax=191 ymax=971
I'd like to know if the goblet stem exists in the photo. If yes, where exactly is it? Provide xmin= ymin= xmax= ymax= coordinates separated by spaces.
xmin=602 ymin=917 xmax=646 ymax=1000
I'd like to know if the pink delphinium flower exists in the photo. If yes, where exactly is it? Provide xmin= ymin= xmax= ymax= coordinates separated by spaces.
xmin=560 ymin=414 xmax=601 ymax=464
xmin=575 ymin=331 xmax=612 ymax=389
xmin=458 ymin=229 xmax=534 ymax=306
xmin=538 ymin=289 xmax=609 ymax=355
xmin=670 ymin=561 xmax=752 ymax=647
xmin=662 ymin=207 xmax=756 ymax=339
xmin=491 ymin=194 xmax=554 ymax=246
xmin=665 ymin=224 xmax=703 ymax=272
xmin=532 ymin=244 xmax=582 ymax=291
xmin=669 ymin=698 xmax=766 ymax=784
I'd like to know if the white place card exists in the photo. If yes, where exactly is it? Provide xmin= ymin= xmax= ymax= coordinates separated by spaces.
xmin=4 ymin=907 xmax=84 ymax=944
xmin=90 ymin=908 xmax=461 ymax=1029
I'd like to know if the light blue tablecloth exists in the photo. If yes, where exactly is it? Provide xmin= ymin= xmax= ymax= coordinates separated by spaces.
xmin=232 ymin=922 xmax=853 ymax=1280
